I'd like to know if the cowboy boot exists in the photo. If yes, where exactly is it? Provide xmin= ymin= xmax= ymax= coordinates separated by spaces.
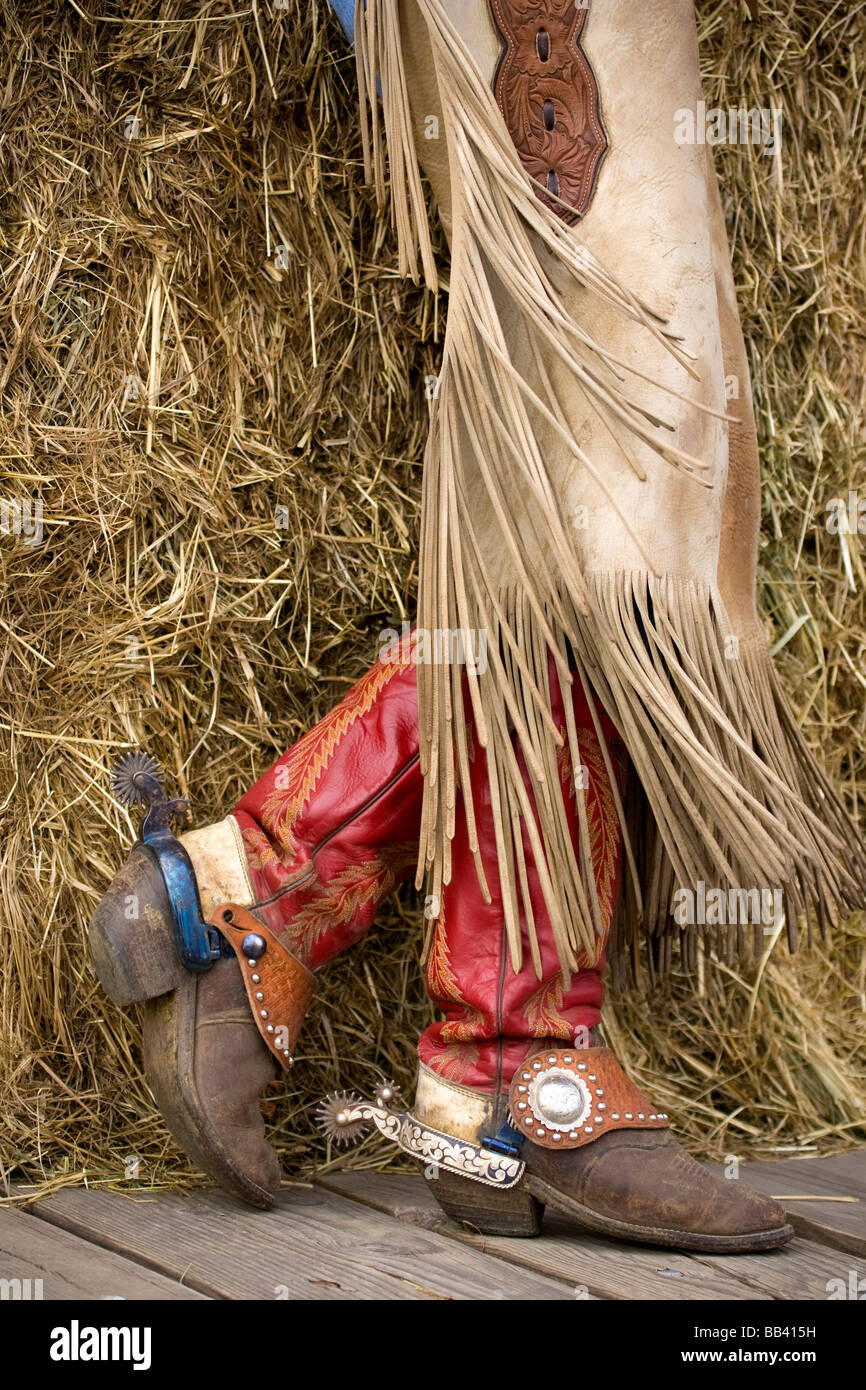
xmin=414 ymin=663 xmax=794 ymax=1251
xmin=90 ymin=635 xmax=423 ymax=1207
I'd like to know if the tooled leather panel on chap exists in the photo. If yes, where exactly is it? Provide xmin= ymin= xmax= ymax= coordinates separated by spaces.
xmin=488 ymin=0 xmax=607 ymax=222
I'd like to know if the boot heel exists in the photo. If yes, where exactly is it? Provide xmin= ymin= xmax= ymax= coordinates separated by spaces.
xmin=424 ymin=1164 xmax=544 ymax=1237
xmin=89 ymin=847 xmax=185 ymax=1006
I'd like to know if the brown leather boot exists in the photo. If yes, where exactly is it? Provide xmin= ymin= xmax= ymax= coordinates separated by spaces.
xmin=143 ymin=958 xmax=282 ymax=1208
xmin=89 ymin=833 xmax=307 ymax=1209
xmin=89 ymin=641 xmax=425 ymax=1206
xmin=418 ymin=1051 xmax=794 ymax=1252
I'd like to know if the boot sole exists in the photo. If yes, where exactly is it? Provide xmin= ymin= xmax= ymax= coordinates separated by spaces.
xmin=427 ymin=1169 xmax=794 ymax=1252
xmin=143 ymin=977 xmax=278 ymax=1210
xmin=525 ymin=1173 xmax=796 ymax=1253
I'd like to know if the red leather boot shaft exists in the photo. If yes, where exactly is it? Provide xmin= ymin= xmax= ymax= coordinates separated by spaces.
xmin=233 ymin=639 xmax=423 ymax=969
xmin=419 ymin=659 xmax=624 ymax=1091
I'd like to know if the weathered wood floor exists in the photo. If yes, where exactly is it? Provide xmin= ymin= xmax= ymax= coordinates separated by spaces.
xmin=2 ymin=1152 xmax=863 ymax=1300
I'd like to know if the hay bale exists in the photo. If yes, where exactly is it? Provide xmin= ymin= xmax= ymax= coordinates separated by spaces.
xmin=0 ymin=0 xmax=864 ymax=1199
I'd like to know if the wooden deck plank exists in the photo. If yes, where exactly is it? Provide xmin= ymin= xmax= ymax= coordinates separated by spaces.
xmin=707 ymin=1156 xmax=865 ymax=1258
xmin=0 ymin=1206 xmax=206 ymax=1301
xmin=710 ymin=1152 xmax=866 ymax=1198
xmin=799 ymin=1152 xmax=866 ymax=1196
xmin=692 ymin=1239 xmax=866 ymax=1302
xmin=29 ymin=1183 xmax=577 ymax=1301
xmin=317 ymin=1171 xmax=776 ymax=1301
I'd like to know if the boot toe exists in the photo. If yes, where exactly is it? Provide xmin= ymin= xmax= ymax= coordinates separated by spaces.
xmin=586 ymin=1138 xmax=791 ymax=1239
xmin=528 ymin=1131 xmax=795 ymax=1251
xmin=143 ymin=961 xmax=282 ymax=1209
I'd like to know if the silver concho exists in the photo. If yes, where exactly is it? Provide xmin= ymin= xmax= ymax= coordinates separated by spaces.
xmin=527 ymin=1067 xmax=591 ymax=1132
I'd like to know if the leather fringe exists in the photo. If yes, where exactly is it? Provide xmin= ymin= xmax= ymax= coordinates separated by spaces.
xmin=355 ymin=0 xmax=866 ymax=980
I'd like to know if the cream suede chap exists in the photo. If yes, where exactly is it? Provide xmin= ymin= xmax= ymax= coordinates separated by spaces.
xmin=354 ymin=0 xmax=866 ymax=976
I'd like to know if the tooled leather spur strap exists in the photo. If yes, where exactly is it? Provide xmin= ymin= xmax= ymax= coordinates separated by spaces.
xmin=209 ymin=903 xmax=316 ymax=1069
xmin=488 ymin=0 xmax=607 ymax=223
xmin=508 ymin=1048 xmax=669 ymax=1150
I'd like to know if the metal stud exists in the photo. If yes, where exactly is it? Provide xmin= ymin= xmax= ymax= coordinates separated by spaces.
xmin=611 ymin=1113 xmax=620 ymax=1120
xmin=569 ymin=1131 xmax=578 ymax=1140
xmin=577 ymin=1063 xmax=586 ymax=1071
xmin=536 ymin=1128 xmax=546 ymax=1138
xmin=598 ymin=1103 xmax=606 ymax=1110
xmin=260 ymin=1009 xmax=268 ymax=1019
xmin=594 ymin=1116 xmax=603 ymax=1124
xmin=517 ymin=1085 xmax=527 ymax=1093
xmin=563 ymin=1055 xmax=572 ymax=1064
xmin=266 ymin=1024 xmax=274 ymax=1034
xmin=532 ymin=1061 xmax=541 ymax=1070
xmin=517 ymin=1101 xmax=527 ymax=1110
xmin=522 ymin=1072 xmax=531 ymax=1081
xmin=588 ymin=1074 xmax=597 ymax=1081
xmin=251 ymin=974 xmax=261 ymax=984
xmin=241 ymin=932 xmax=267 ymax=960
xmin=552 ymin=1132 xmax=562 ymax=1142
xmin=584 ymin=1126 xmax=593 ymax=1134
xmin=247 ymin=959 xmax=257 ymax=968
xmin=625 ymin=1112 xmax=633 ymax=1119
xmin=255 ymin=992 xmax=264 ymax=1001
xmin=548 ymin=1055 xmax=556 ymax=1063
xmin=638 ymin=1113 xmax=645 ymax=1120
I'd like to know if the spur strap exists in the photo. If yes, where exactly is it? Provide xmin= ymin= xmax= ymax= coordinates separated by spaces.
xmin=209 ymin=903 xmax=315 ymax=1068
xmin=509 ymin=1048 xmax=669 ymax=1149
